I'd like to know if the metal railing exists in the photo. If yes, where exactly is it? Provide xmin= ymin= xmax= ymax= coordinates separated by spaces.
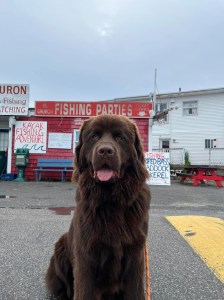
xmin=152 ymin=148 xmax=185 ymax=165
xmin=152 ymin=148 xmax=224 ymax=167
xmin=209 ymin=148 xmax=224 ymax=166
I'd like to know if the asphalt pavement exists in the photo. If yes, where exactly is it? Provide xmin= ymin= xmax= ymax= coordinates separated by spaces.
xmin=0 ymin=180 xmax=224 ymax=300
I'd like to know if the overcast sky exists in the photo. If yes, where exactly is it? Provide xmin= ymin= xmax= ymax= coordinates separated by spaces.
xmin=1 ymin=0 xmax=224 ymax=106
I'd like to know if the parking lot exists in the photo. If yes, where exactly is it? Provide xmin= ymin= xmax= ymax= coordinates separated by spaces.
xmin=0 ymin=180 xmax=224 ymax=300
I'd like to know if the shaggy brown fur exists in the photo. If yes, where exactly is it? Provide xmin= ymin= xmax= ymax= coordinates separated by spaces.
xmin=45 ymin=115 xmax=151 ymax=300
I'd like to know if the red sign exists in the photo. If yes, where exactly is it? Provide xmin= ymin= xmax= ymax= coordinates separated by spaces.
xmin=35 ymin=101 xmax=153 ymax=118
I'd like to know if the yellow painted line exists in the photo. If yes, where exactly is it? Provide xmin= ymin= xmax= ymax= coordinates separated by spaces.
xmin=166 ymin=216 xmax=224 ymax=283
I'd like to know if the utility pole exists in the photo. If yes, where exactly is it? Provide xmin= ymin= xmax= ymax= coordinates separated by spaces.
xmin=148 ymin=68 xmax=156 ymax=152
xmin=153 ymin=68 xmax=157 ymax=104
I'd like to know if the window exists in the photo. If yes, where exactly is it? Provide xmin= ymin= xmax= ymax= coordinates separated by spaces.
xmin=161 ymin=140 xmax=170 ymax=149
xmin=205 ymin=139 xmax=216 ymax=149
xmin=159 ymin=139 xmax=170 ymax=151
xmin=0 ymin=130 xmax=9 ymax=151
xmin=73 ymin=130 xmax=80 ymax=152
xmin=155 ymin=102 xmax=168 ymax=121
xmin=183 ymin=101 xmax=198 ymax=116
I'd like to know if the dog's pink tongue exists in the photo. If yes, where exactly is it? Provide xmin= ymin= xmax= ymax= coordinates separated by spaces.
xmin=97 ymin=169 xmax=113 ymax=181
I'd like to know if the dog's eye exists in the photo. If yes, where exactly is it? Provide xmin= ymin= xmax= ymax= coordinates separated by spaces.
xmin=91 ymin=134 xmax=100 ymax=141
xmin=115 ymin=135 xmax=124 ymax=142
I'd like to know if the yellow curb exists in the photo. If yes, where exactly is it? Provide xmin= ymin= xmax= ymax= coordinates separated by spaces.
xmin=166 ymin=216 xmax=224 ymax=284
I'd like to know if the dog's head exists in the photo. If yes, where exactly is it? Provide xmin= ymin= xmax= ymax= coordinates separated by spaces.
xmin=73 ymin=115 xmax=148 ymax=183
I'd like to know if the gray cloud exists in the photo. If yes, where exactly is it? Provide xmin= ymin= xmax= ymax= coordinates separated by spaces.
xmin=1 ymin=0 xmax=224 ymax=106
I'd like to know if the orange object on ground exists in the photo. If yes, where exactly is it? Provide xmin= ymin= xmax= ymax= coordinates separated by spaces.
xmin=145 ymin=242 xmax=150 ymax=300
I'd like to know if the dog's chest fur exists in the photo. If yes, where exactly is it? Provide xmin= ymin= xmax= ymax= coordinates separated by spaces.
xmin=74 ymin=186 xmax=146 ymax=284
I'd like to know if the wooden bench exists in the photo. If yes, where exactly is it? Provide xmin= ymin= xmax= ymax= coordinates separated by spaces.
xmin=34 ymin=158 xmax=73 ymax=182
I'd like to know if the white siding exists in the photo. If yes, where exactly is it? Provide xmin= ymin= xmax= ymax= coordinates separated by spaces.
xmin=152 ymin=91 xmax=224 ymax=165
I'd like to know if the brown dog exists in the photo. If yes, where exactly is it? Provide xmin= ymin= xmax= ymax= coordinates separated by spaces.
xmin=45 ymin=115 xmax=151 ymax=300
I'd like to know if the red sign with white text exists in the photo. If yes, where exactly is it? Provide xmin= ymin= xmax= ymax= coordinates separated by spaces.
xmin=35 ymin=101 xmax=153 ymax=118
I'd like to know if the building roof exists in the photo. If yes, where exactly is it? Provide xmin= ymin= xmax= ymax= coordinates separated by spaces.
xmin=114 ymin=87 xmax=224 ymax=102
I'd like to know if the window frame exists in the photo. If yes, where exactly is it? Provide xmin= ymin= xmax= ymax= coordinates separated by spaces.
xmin=155 ymin=102 xmax=168 ymax=122
xmin=0 ymin=129 xmax=9 ymax=151
xmin=73 ymin=129 xmax=80 ymax=152
xmin=183 ymin=100 xmax=198 ymax=116
xmin=205 ymin=139 xmax=216 ymax=149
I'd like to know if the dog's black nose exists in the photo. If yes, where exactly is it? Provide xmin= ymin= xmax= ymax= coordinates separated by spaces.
xmin=97 ymin=145 xmax=114 ymax=156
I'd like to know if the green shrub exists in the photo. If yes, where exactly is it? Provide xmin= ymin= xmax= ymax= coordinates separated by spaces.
xmin=184 ymin=151 xmax=191 ymax=166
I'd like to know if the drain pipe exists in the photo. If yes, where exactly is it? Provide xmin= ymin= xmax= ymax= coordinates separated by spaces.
xmin=7 ymin=116 xmax=16 ymax=173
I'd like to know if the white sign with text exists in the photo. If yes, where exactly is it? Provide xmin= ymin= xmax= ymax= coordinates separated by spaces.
xmin=15 ymin=121 xmax=47 ymax=153
xmin=0 ymin=84 xmax=29 ymax=116
xmin=145 ymin=152 xmax=170 ymax=185
xmin=48 ymin=133 xmax=72 ymax=149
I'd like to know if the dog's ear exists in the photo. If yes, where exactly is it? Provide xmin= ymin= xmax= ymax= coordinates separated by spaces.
xmin=131 ymin=122 xmax=149 ymax=181
xmin=133 ymin=123 xmax=145 ymax=164
xmin=75 ymin=136 xmax=82 ymax=168
xmin=72 ymin=119 xmax=89 ymax=182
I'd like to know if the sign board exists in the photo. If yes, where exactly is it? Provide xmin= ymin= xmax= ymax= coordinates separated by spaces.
xmin=0 ymin=84 xmax=29 ymax=116
xmin=35 ymin=101 xmax=153 ymax=118
xmin=14 ymin=121 xmax=47 ymax=153
xmin=145 ymin=152 xmax=170 ymax=185
xmin=48 ymin=133 xmax=72 ymax=149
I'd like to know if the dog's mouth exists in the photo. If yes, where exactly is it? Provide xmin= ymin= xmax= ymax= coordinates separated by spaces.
xmin=93 ymin=165 xmax=119 ymax=182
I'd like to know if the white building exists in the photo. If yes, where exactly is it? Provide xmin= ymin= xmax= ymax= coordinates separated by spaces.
xmin=152 ymin=87 xmax=224 ymax=165
xmin=116 ymin=87 xmax=224 ymax=166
